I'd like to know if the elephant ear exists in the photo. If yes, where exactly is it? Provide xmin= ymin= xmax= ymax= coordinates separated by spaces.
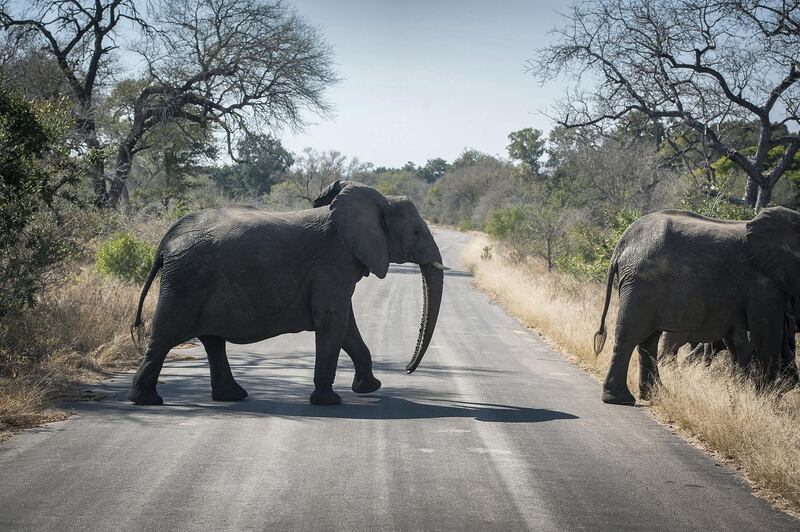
xmin=746 ymin=206 xmax=800 ymax=298
xmin=313 ymin=180 xmax=350 ymax=207
xmin=330 ymin=183 xmax=390 ymax=278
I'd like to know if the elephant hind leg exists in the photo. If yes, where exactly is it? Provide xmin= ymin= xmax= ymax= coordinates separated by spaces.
xmin=638 ymin=331 xmax=662 ymax=401
xmin=128 ymin=343 xmax=172 ymax=405
xmin=603 ymin=307 xmax=658 ymax=406
xmin=602 ymin=336 xmax=640 ymax=406
xmin=199 ymin=335 xmax=247 ymax=401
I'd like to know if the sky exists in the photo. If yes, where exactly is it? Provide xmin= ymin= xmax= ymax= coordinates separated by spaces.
xmin=281 ymin=1 xmax=567 ymax=168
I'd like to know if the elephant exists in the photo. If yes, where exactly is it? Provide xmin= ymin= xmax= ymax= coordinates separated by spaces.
xmin=127 ymin=180 xmax=447 ymax=406
xmin=593 ymin=207 xmax=800 ymax=406
xmin=661 ymin=306 xmax=799 ymax=384
xmin=660 ymin=331 xmax=750 ymax=367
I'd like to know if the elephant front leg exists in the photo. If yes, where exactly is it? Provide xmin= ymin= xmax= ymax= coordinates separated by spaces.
xmin=343 ymin=308 xmax=382 ymax=394
xmin=310 ymin=307 xmax=349 ymax=406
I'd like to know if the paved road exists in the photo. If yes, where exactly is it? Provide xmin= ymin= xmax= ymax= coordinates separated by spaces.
xmin=1 ymin=228 xmax=796 ymax=531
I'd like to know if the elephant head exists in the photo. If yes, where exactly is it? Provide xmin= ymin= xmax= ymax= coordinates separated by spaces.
xmin=746 ymin=206 xmax=800 ymax=298
xmin=316 ymin=181 xmax=446 ymax=373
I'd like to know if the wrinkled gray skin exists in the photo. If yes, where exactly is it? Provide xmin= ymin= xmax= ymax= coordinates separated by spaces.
xmin=128 ymin=181 xmax=444 ymax=406
xmin=594 ymin=207 xmax=800 ymax=406
xmin=662 ymin=307 xmax=799 ymax=384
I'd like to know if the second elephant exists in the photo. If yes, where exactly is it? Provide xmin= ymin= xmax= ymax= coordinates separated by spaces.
xmin=594 ymin=207 xmax=800 ymax=405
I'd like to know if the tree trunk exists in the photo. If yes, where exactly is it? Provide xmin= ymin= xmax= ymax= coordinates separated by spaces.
xmin=546 ymin=239 xmax=552 ymax=272
xmin=90 ymin=157 xmax=106 ymax=206
xmin=83 ymin=121 xmax=107 ymax=207
xmin=744 ymin=176 xmax=759 ymax=208
xmin=106 ymin=143 xmax=134 ymax=208
xmin=755 ymin=181 xmax=773 ymax=212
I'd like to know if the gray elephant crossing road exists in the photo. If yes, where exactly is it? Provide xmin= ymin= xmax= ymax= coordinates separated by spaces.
xmin=0 ymin=228 xmax=795 ymax=530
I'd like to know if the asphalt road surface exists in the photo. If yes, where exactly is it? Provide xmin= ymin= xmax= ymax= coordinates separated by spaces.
xmin=1 ymin=228 xmax=797 ymax=531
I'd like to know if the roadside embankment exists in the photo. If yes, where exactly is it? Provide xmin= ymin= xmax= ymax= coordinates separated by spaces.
xmin=462 ymin=233 xmax=800 ymax=515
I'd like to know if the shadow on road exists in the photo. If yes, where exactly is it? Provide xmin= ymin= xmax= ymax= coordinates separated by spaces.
xmin=72 ymin=350 xmax=577 ymax=424
xmin=74 ymin=371 xmax=578 ymax=425
xmin=78 ymin=392 xmax=578 ymax=424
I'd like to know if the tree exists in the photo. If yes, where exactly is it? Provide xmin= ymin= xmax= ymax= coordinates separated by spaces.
xmin=451 ymin=148 xmax=495 ymax=169
xmin=128 ymin=121 xmax=217 ymax=205
xmin=211 ymin=134 xmax=293 ymax=197
xmin=425 ymin=153 xmax=516 ymax=227
xmin=1 ymin=0 xmax=147 ymax=205
xmin=530 ymin=0 xmax=800 ymax=210
xmin=507 ymin=127 xmax=546 ymax=177
xmin=560 ymin=138 xmax=675 ymax=218
xmin=525 ymin=199 xmax=568 ymax=272
xmin=366 ymin=169 xmax=429 ymax=206
xmin=285 ymin=149 xmax=366 ymax=204
xmin=417 ymin=157 xmax=449 ymax=183
xmin=1 ymin=0 xmax=338 ymax=207
xmin=0 ymin=89 xmax=79 ymax=318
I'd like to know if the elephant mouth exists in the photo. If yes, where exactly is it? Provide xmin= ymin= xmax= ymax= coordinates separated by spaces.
xmin=405 ymin=262 xmax=444 ymax=373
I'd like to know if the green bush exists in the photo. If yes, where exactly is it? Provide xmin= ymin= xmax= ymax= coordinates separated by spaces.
xmin=557 ymin=209 xmax=639 ymax=280
xmin=96 ymin=233 xmax=156 ymax=284
xmin=485 ymin=207 xmax=524 ymax=240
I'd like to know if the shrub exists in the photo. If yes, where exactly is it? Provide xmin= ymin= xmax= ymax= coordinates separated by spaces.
xmin=557 ymin=209 xmax=639 ymax=280
xmin=485 ymin=207 xmax=524 ymax=240
xmin=680 ymin=195 xmax=754 ymax=221
xmin=96 ymin=232 xmax=156 ymax=284
xmin=0 ymin=90 xmax=80 ymax=318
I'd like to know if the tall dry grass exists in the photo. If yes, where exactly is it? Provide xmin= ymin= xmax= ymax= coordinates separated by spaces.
xmin=463 ymin=233 xmax=800 ymax=514
xmin=0 ymin=203 xmax=224 ymax=440
xmin=0 ymin=266 xmax=154 ymax=440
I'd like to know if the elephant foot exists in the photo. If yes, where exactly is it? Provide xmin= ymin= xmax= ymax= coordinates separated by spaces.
xmin=602 ymin=388 xmax=636 ymax=406
xmin=128 ymin=387 xmax=164 ymax=406
xmin=352 ymin=375 xmax=382 ymax=394
xmin=212 ymin=382 xmax=248 ymax=401
xmin=309 ymin=389 xmax=342 ymax=405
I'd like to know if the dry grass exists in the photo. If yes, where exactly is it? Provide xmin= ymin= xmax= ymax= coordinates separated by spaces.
xmin=0 ymin=209 xmax=189 ymax=441
xmin=463 ymin=233 xmax=800 ymax=515
xmin=0 ymin=268 xmax=152 ymax=440
xmin=461 ymin=234 xmax=629 ymax=381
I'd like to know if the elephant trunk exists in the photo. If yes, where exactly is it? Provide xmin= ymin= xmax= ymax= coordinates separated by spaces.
xmin=406 ymin=262 xmax=444 ymax=373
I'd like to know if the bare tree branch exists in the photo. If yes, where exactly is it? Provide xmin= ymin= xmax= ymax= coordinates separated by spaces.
xmin=529 ymin=0 xmax=800 ymax=210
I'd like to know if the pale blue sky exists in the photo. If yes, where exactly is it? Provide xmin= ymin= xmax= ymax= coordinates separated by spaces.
xmin=282 ymin=1 xmax=566 ymax=167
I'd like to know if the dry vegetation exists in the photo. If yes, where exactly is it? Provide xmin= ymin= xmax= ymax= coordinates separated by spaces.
xmin=0 ymin=213 xmax=171 ymax=441
xmin=0 ymin=269 xmax=153 ymax=440
xmin=462 ymin=233 xmax=800 ymax=515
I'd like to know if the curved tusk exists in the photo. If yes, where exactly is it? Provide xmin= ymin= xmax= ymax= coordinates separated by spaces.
xmin=431 ymin=262 xmax=450 ymax=271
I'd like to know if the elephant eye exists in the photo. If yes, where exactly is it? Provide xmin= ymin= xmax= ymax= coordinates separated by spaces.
xmin=413 ymin=229 xmax=421 ymax=237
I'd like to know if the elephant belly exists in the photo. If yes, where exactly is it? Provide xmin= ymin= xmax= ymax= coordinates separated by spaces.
xmin=199 ymin=295 xmax=315 ymax=343
xmin=624 ymin=274 xmax=746 ymax=339
xmin=654 ymin=297 xmax=745 ymax=339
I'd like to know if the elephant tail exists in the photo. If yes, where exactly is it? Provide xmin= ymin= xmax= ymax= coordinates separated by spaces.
xmin=594 ymin=258 xmax=617 ymax=356
xmin=130 ymin=251 xmax=164 ymax=353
